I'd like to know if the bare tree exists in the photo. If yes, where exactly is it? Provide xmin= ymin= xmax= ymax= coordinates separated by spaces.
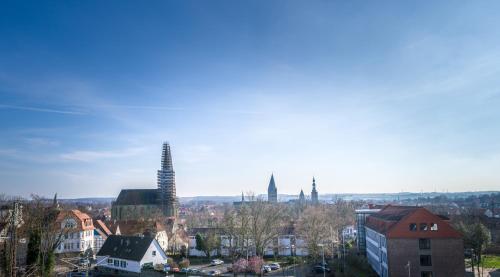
xmin=24 ymin=194 xmax=67 ymax=276
xmin=296 ymin=206 xmax=331 ymax=259
xmin=245 ymin=195 xmax=286 ymax=256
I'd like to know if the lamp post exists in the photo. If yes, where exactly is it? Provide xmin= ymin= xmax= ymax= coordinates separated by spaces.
xmin=317 ymin=244 xmax=326 ymax=277
xmin=405 ymin=261 xmax=411 ymax=277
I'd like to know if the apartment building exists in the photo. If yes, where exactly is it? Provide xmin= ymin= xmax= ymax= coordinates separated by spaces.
xmin=365 ymin=205 xmax=464 ymax=277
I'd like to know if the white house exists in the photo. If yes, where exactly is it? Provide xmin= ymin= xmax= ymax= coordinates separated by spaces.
xmin=342 ymin=225 xmax=357 ymax=240
xmin=278 ymin=235 xmax=293 ymax=256
xmin=55 ymin=210 xmax=94 ymax=254
xmin=295 ymin=237 xmax=309 ymax=256
xmin=96 ymin=235 xmax=168 ymax=274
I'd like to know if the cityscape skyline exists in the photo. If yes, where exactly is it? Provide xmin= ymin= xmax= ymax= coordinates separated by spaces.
xmin=2 ymin=1 xmax=500 ymax=198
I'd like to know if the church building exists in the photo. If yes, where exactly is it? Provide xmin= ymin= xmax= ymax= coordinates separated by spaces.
xmin=111 ymin=142 xmax=178 ymax=220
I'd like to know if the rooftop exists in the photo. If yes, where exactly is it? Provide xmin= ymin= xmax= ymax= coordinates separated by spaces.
xmin=97 ymin=235 xmax=157 ymax=261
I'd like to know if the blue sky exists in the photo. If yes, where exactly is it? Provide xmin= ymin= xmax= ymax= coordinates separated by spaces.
xmin=1 ymin=1 xmax=500 ymax=198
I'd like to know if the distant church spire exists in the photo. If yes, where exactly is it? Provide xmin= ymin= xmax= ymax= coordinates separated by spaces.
xmin=299 ymin=189 xmax=305 ymax=204
xmin=158 ymin=142 xmax=177 ymax=217
xmin=311 ymin=177 xmax=319 ymax=205
xmin=267 ymin=174 xmax=278 ymax=203
xmin=53 ymin=193 xmax=59 ymax=209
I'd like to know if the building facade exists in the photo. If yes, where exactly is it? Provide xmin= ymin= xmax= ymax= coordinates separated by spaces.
xmin=365 ymin=206 xmax=465 ymax=277
xmin=355 ymin=207 xmax=382 ymax=255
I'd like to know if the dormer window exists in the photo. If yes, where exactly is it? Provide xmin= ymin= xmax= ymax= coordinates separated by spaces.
xmin=430 ymin=223 xmax=438 ymax=231
xmin=409 ymin=223 xmax=417 ymax=231
xmin=420 ymin=223 xmax=428 ymax=231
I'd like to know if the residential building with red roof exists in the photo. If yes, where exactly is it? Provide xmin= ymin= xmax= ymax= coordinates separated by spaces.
xmin=364 ymin=205 xmax=464 ymax=277
xmin=55 ymin=209 xmax=95 ymax=254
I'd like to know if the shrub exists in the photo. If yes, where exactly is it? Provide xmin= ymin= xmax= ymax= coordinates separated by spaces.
xmin=248 ymin=256 xmax=264 ymax=273
xmin=179 ymin=258 xmax=190 ymax=269
xmin=233 ymin=258 xmax=248 ymax=273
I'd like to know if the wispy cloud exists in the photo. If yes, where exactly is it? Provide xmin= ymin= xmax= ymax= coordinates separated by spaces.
xmin=59 ymin=147 xmax=146 ymax=162
xmin=23 ymin=137 xmax=60 ymax=147
xmin=92 ymin=104 xmax=184 ymax=111
xmin=0 ymin=104 xmax=85 ymax=115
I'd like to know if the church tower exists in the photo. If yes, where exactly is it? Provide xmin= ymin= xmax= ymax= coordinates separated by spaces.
xmin=311 ymin=177 xmax=319 ymax=205
xmin=157 ymin=142 xmax=178 ymax=217
xmin=267 ymin=174 xmax=278 ymax=203
xmin=299 ymin=189 xmax=305 ymax=205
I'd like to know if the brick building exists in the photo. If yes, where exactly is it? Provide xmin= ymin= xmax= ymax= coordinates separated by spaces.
xmin=365 ymin=205 xmax=464 ymax=277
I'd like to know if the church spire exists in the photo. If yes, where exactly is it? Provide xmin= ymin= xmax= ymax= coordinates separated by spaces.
xmin=267 ymin=174 xmax=278 ymax=203
xmin=161 ymin=142 xmax=174 ymax=171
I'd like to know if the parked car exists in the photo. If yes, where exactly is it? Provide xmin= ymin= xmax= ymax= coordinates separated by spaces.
xmin=78 ymin=258 xmax=90 ymax=267
xmin=312 ymin=265 xmax=331 ymax=273
xmin=210 ymin=259 xmax=224 ymax=266
xmin=261 ymin=265 xmax=272 ymax=273
xmin=268 ymin=263 xmax=280 ymax=270
xmin=163 ymin=264 xmax=171 ymax=272
xmin=180 ymin=268 xmax=189 ymax=273
xmin=170 ymin=267 xmax=180 ymax=273
xmin=189 ymin=268 xmax=202 ymax=274
xmin=317 ymin=261 xmax=329 ymax=267
xmin=208 ymin=270 xmax=221 ymax=276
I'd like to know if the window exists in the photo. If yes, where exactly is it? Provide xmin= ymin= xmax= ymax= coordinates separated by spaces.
xmin=120 ymin=261 xmax=126 ymax=268
xmin=421 ymin=271 xmax=433 ymax=277
xmin=409 ymin=223 xmax=417 ymax=231
xmin=114 ymin=260 xmax=119 ymax=267
xmin=420 ymin=255 xmax=432 ymax=266
xmin=107 ymin=259 xmax=113 ymax=264
xmin=430 ymin=223 xmax=438 ymax=231
xmin=420 ymin=223 xmax=428 ymax=231
xmin=419 ymin=238 xmax=431 ymax=250
xmin=152 ymin=250 xmax=156 ymax=257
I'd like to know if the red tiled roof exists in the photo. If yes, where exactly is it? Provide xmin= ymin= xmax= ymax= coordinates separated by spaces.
xmin=95 ymin=219 xmax=112 ymax=236
xmin=366 ymin=205 xmax=462 ymax=239
xmin=57 ymin=209 xmax=94 ymax=231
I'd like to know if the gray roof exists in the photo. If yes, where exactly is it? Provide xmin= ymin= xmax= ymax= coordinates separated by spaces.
xmin=114 ymin=189 xmax=158 ymax=206
xmin=96 ymin=235 xmax=156 ymax=261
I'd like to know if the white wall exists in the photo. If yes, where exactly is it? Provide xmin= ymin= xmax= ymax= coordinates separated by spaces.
xmin=55 ymin=229 xmax=94 ymax=254
xmin=141 ymin=240 xmax=168 ymax=267
xmin=96 ymin=240 xmax=167 ymax=274
xmin=97 ymin=256 xmax=141 ymax=273
xmin=155 ymin=230 xmax=169 ymax=251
